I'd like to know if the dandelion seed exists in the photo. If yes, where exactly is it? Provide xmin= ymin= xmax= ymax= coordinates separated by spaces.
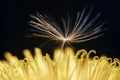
xmin=30 ymin=7 xmax=105 ymax=48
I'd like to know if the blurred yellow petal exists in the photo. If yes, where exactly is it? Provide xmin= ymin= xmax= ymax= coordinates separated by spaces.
xmin=0 ymin=47 xmax=120 ymax=80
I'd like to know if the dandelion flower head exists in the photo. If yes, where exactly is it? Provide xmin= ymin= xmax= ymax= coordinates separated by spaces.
xmin=0 ymin=47 xmax=120 ymax=80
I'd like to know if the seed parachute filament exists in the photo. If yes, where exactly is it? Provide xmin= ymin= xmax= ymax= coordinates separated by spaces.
xmin=30 ymin=7 xmax=104 ymax=48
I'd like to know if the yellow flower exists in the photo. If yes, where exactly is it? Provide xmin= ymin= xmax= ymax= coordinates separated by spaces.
xmin=0 ymin=47 xmax=120 ymax=80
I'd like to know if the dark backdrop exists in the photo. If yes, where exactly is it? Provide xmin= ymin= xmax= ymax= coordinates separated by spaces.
xmin=0 ymin=0 xmax=120 ymax=59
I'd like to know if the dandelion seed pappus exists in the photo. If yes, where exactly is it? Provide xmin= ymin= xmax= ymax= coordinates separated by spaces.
xmin=29 ymin=6 xmax=105 ymax=49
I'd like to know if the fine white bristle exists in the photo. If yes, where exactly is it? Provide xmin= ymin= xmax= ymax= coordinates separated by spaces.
xmin=30 ymin=7 xmax=104 ymax=48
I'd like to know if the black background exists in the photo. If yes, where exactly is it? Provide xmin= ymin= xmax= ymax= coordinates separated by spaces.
xmin=0 ymin=0 xmax=120 ymax=59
